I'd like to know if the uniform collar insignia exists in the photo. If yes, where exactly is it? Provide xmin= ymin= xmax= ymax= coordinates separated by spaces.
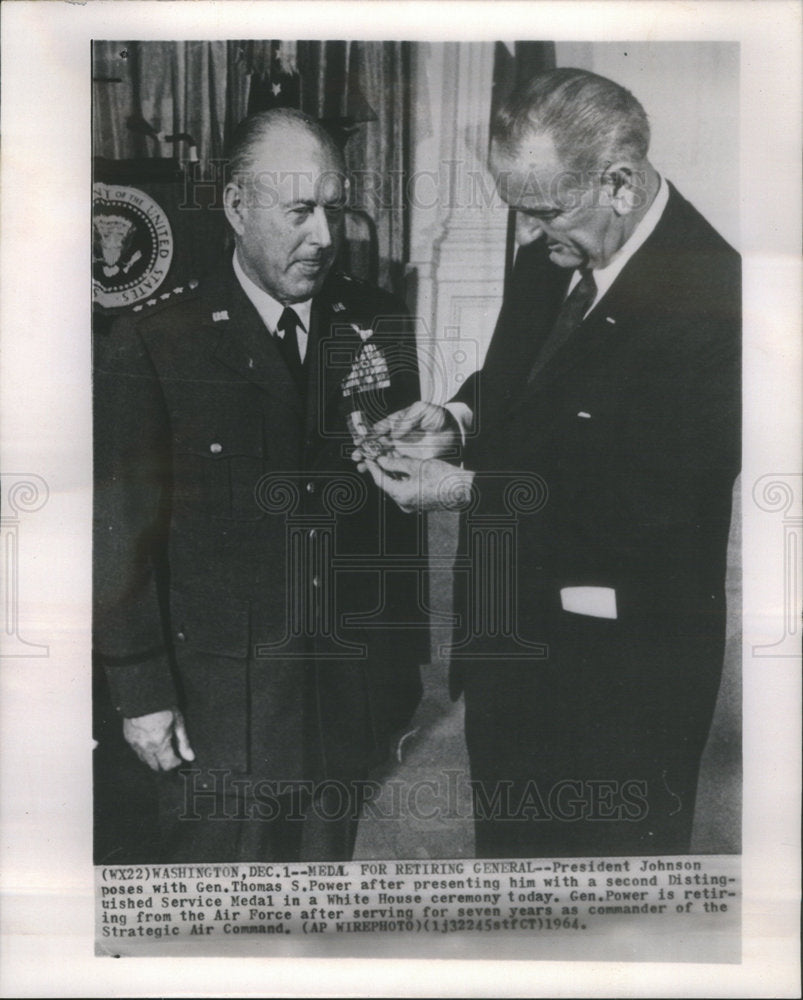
xmin=212 ymin=310 xmax=229 ymax=322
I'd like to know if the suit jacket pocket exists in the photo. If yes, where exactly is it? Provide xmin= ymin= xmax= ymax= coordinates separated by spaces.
xmin=169 ymin=589 xmax=251 ymax=659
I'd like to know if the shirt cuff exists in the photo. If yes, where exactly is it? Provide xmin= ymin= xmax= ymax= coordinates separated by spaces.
xmin=444 ymin=402 xmax=473 ymax=445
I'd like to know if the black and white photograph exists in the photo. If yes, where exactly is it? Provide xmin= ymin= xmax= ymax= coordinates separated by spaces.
xmin=91 ymin=35 xmax=742 ymax=871
xmin=1 ymin=1 xmax=800 ymax=995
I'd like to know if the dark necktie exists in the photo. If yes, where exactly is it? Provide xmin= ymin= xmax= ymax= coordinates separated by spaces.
xmin=276 ymin=306 xmax=305 ymax=392
xmin=528 ymin=268 xmax=597 ymax=383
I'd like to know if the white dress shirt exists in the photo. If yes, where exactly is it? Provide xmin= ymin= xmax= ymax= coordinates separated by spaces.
xmin=232 ymin=251 xmax=312 ymax=362
xmin=568 ymin=173 xmax=670 ymax=314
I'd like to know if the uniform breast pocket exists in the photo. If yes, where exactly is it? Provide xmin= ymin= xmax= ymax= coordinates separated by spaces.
xmin=172 ymin=414 xmax=267 ymax=520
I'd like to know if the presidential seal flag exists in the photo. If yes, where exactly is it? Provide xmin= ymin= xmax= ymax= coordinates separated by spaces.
xmin=92 ymin=183 xmax=174 ymax=309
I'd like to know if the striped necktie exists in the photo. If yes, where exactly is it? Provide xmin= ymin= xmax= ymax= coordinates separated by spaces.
xmin=528 ymin=268 xmax=597 ymax=383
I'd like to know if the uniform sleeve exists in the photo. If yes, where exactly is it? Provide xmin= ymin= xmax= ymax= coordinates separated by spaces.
xmin=93 ymin=316 xmax=178 ymax=717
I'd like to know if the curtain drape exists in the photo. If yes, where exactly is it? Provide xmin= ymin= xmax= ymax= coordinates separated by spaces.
xmin=346 ymin=42 xmax=409 ymax=294
xmin=92 ymin=41 xmax=246 ymax=166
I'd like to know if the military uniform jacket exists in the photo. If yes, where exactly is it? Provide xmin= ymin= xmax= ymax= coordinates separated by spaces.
xmin=449 ymin=184 xmax=741 ymax=853
xmin=93 ymin=263 xmax=427 ymax=785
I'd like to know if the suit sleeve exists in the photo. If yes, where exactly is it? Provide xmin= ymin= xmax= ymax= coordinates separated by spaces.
xmin=93 ymin=317 xmax=178 ymax=717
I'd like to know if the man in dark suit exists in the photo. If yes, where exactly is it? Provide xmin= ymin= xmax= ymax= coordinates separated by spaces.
xmin=359 ymin=68 xmax=740 ymax=857
xmin=93 ymin=108 xmax=426 ymax=863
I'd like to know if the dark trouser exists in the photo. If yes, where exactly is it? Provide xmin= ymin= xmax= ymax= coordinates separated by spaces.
xmin=149 ymin=656 xmax=377 ymax=863
xmin=468 ymin=768 xmax=700 ymax=859
xmin=462 ymin=619 xmax=721 ymax=859
xmin=154 ymin=769 xmax=363 ymax=863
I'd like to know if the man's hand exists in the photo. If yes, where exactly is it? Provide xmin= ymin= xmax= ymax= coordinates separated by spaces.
xmin=362 ymin=453 xmax=475 ymax=512
xmin=365 ymin=401 xmax=460 ymax=461
xmin=122 ymin=708 xmax=196 ymax=772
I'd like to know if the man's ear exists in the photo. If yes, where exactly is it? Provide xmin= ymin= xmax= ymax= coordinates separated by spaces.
xmin=603 ymin=163 xmax=641 ymax=216
xmin=223 ymin=181 xmax=247 ymax=236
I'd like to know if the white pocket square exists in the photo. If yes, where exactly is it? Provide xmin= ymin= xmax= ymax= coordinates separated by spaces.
xmin=560 ymin=586 xmax=618 ymax=619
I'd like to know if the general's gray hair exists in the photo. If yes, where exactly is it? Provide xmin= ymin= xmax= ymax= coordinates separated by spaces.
xmin=492 ymin=68 xmax=650 ymax=173
xmin=226 ymin=107 xmax=344 ymax=180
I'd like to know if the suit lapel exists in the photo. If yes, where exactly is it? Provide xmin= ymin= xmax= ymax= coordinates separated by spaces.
xmin=499 ymin=285 xmax=632 ymax=428
xmin=523 ymin=299 xmax=621 ymax=396
xmin=502 ymin=193 xmax=686 ymax=416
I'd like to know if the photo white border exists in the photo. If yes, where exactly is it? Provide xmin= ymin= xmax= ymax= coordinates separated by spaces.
xmin=1 ymin=1 xmax=800 ymax=996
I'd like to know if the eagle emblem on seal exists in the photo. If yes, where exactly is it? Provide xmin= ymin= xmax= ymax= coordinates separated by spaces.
xmin=92 ymin=183 xmax=174 ymax=309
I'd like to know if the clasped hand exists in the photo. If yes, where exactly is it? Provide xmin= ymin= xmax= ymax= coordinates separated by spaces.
xmin=351 ymin=401 xmax=474 ymax=512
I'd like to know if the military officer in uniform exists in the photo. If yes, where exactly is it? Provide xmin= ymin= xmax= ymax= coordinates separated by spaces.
xmin=93 ymin=108 xmax=426 ymax=862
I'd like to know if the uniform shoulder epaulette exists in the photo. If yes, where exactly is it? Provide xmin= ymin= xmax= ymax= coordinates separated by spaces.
xmin=130 ymin=279 xmax=201 ymax=315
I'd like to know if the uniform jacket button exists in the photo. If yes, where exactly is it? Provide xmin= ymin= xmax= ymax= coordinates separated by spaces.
xmin=306 ymin=481 xmax=316 ymax=494
xmin=210 ymin=442 xmax=222 ymax=454
xmin=176 ymin=631 xmax=187 ymax=642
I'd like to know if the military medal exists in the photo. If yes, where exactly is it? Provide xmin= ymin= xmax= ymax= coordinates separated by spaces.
xmin=341 ymin=326 xmax=393 ymax=459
